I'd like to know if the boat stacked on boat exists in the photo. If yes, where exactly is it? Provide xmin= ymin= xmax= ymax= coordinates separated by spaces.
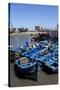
xmin=13 ymin=40 xmax=58 ymax=80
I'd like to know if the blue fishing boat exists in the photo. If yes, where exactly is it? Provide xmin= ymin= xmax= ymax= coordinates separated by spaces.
xmin=30 ymin=47 xmax=50 ymax=62
xmin=21 ymin=44 xmax=45 ymax=58
xmin=41 ymin=55 xmax=58 ymax=73
xmin=23 ymin=47 xmax=40 ymax=58
xmin=14 ymin=57 xmax=38 ymax=81
xmin=49 ymin=52 xmax=58 ymax=63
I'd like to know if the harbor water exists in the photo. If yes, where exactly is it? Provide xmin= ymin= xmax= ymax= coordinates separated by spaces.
xmin=10 ymin=34 xmax=33 ymax=49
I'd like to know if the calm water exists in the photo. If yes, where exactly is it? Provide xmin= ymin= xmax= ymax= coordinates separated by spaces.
xmin=10 ymin=34 xmax=33 ymax=49
xmin=10 ymin=34 xmax=58 ymax=50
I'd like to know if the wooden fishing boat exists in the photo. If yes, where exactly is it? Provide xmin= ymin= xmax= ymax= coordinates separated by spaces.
xmin=14 ymin=57 xmax=38 ymax=81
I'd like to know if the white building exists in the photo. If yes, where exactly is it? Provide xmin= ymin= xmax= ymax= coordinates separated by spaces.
xmin=15 ymin=28 xmax=19 ymax=33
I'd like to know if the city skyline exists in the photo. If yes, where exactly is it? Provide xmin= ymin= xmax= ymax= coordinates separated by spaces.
xmin=9 ymin=3 xmax=58 ymax=30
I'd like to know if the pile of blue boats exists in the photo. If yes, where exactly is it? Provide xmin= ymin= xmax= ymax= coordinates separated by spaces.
xmin=14 ymin=40 xmax=58 ymax=80
xmin=15 ymin=41 xmax=58 ymax=73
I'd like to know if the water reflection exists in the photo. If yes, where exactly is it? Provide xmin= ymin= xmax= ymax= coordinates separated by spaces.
xmin=10 ymin=34 xmax=33 ymax=49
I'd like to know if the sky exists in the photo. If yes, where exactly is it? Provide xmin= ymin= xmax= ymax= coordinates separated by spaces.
xmin=9 ymin=3 xmax=58 ymax=30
